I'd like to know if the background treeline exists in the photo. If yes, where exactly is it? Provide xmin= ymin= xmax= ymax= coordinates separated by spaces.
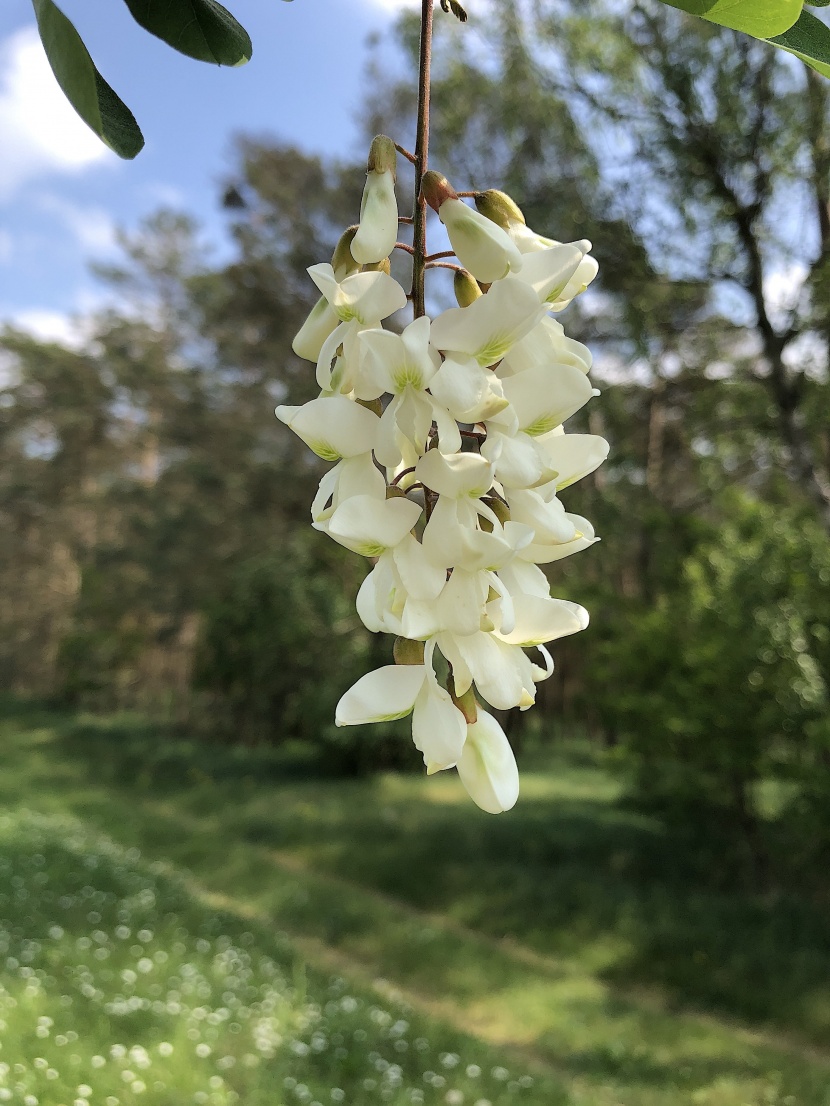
xmin=2 ymin=1 xmax=829 ymax=886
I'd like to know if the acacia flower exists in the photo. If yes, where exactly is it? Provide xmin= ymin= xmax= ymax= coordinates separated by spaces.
xmin=351 ymin=136 xmax=399 ymax=265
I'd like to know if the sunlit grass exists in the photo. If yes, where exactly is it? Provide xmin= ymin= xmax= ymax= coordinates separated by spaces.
xmin=0 ymin=809 xmax=555 ymax=1106
xmin=2 ymin=700 xmax=830 ymax=1106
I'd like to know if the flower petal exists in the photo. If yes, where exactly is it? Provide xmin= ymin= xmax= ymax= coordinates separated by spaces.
xmin=439 ymin=198 xmax=523 ymax=283
xmin=328 ymin=494 xmax=422 ymax=557
xmin=496 ymin=594 xmax=589 ymax=647
xmin=501 ymin=363 xmax=595 ymax=436
xmin=292 ymin=296 xmax=340 ymax=362
xmin=275 ymin=397 xmax=380 ymax=460
xmin=538 ymin=433 xmax=610 ymax=489
xmin=416 ymin=450 xmax=494 ymax=499
xmin=457 ymin=709 xmax=519 ymax=814
xmin=393 ymin=533 xmax=447 ymax=601
xmin=412 ymin=680 xmax=467 ymax=772
xmin=351 ymin=169 xmax=399 ymax=265
xmin=336 ymin=665 xmax=426 ymax=725
xmin=430 ymin=278 xmax=543 ymax=365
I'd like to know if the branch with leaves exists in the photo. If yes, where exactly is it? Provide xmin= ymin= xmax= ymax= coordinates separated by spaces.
xmin=27 ymin=0 xmax=830 ymax=162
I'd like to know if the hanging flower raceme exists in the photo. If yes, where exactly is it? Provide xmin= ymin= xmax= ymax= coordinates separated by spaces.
xmin=277 ymin=134 xmax=608 ymax=814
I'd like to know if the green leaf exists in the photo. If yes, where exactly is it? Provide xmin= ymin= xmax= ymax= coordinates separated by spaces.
xmin=122 ymin=0 xmax=252 ymax=66
xmin=31 ymin=0 xmax=144 ymax=159
xmin=769 ymin=8 xmax=830 ymax=76
xmin=659 ymin=0 xmax=802 ymax=38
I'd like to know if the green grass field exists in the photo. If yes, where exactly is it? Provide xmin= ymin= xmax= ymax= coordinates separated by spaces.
xmin=2 ymin=700 xmax=830 ymax=1106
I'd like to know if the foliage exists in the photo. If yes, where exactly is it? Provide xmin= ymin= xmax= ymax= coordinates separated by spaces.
xmin=596 ymin=496 xmax=830 ymax=879
xmin=193 ymin=537 xmax=414 ymax=773
xmin=25 ymin=0 xmax=830 ymax=161
xmin=31 ymin=0 xmax=253 ymax=158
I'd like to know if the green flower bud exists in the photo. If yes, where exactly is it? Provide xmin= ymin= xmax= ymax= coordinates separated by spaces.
xmin=394 ymin=637 xmax=426 ymax=666
xmin=474 ymin=189 xmax=526 ymax=229
xmin=331 ymin=227 xmax=361 ymax=279
xmin=367 ymin=135 xmax=397 ymax=179
xmin=448 ymin=675 xmax=477 ymax=723
xmin=362 ymin=258 xmax=391 ymax=275
xmin=483 ymin=495 xmax=511 ymax=526
xmin=453 ymin=269 xmax=483 ymax=308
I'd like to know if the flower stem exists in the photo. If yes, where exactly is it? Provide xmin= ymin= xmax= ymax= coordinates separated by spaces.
xmin=411 ymin=0 xmax=434 ymax=320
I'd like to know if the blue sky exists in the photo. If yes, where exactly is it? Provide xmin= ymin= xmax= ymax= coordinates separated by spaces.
xmin=0 ymin=0 xmax=415 ymax=342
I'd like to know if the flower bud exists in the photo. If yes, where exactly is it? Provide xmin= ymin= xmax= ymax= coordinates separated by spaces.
xmin=331 ymin=228 xmax=361 ymax=280
xmin=394 ymin=637 xmax=426 ymax=666
xmin=420 ymin=170 xmax=458 ymax=212
xmin=362 ymin=258 xmax=391 ymax=275
xmin=474 ymin=189 xmax=525 ymax=229
xmin=453 ymin=269 xmax=483 ymax=308
xmin=448 ymin=675 xmax=477 ymax=724
xmin=366 ymin=134 xmax=397 ymax=177
xmin=351 ymin=137 xmax=399 ymax=266
xmin=429 ymin=175 xmax=526 ymax=280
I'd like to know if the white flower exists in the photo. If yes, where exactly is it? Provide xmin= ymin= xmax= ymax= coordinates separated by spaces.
xmin=536 ymin=432 xmax=610 ymax=490
xmin=358 ymin=317 xmax=458 ymax=465
xmin=351 ymin=135 xmax=399 ymax=265
xmin=307 ymin=264 xmax=407 ymax=393
xmin=311 ymin=453 xmax=386 ymax=530
xmin=430 ymin=277 xmax=543 ymax=367
xmin=498 ymin=362 xmax=597 ymax=437
xmin=351 ymin=174 xmax=398 ymax=265
xmin=518 ymin=245 xmax=599 ymax=311
xmin=498 ymin=315 xmax=592 ymax=378
xmin=327 ymin=494 xmax=422 ymax=559
xmin=518 ymin=512 xmax=599 ymax=565
xmin=335 ymin=641 xmax=467 ymax=772
xmin=456 ymin=708 xmax=519 ymax=814
xmin=473 ymin=189 xmax=597 ymax=310
xmin=275 ymin=396 xmax=379 ymax=461
xmin=292 ymin=296 xmax=340 ymax=363
xmin=439 ymin=198 xmax=523 ymax=283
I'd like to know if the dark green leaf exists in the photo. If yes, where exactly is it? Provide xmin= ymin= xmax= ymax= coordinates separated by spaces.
xmin=659 ymin=0 xmax=802 ymax=38
xmin=31 ymin=0 xmax=144 ymax=159
xmin=769 ymin=8 xmax=830 ymax=77
xmin=122 ymin=0 xmax=252 ymax=66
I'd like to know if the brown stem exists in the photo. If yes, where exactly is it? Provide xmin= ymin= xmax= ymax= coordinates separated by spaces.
xmin=390 ymin=466 xmax=417 ymax=486
xmin=411 ymin=0 xmax=434 ymax=319
xmin=425 ymin=250 xmax=456 ymax=261
xmin=426 ymin=261 xmax=465 ymax=273
xmin=398 ymin=216 xmax=414 ymax=225
xmin=395 ymin=143 xmax=417 ymax=164
xmin=394 ymin=242 xmax=416 ymax=255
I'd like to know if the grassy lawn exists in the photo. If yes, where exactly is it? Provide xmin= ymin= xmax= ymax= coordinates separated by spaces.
xmin=2 ymin=699 xmax=830 ymax=1106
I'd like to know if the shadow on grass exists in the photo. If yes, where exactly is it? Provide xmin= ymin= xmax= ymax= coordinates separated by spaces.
xmin=3 ymin=697 xmax=830 ymax=1065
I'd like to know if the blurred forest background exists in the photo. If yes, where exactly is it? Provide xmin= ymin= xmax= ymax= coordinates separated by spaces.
xmin=2 ymin=0 xmax=830 ymax=898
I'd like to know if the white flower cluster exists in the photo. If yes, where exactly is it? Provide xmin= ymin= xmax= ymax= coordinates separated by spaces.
xmin=277 ymin=138 xmax=608 ymax=814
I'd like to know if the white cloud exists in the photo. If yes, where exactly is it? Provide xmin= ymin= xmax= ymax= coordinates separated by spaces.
xmin=0 ymin=25 xmax=114 ymax=200
xmin=4 ymin=308 xmax=90 ymax=349
xmin=36 ymin=194 xmax=117 ymax=254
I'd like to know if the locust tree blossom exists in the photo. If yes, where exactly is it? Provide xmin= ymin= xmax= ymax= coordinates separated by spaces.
xmin=276 ymin=136 xmax=607 ymax=814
